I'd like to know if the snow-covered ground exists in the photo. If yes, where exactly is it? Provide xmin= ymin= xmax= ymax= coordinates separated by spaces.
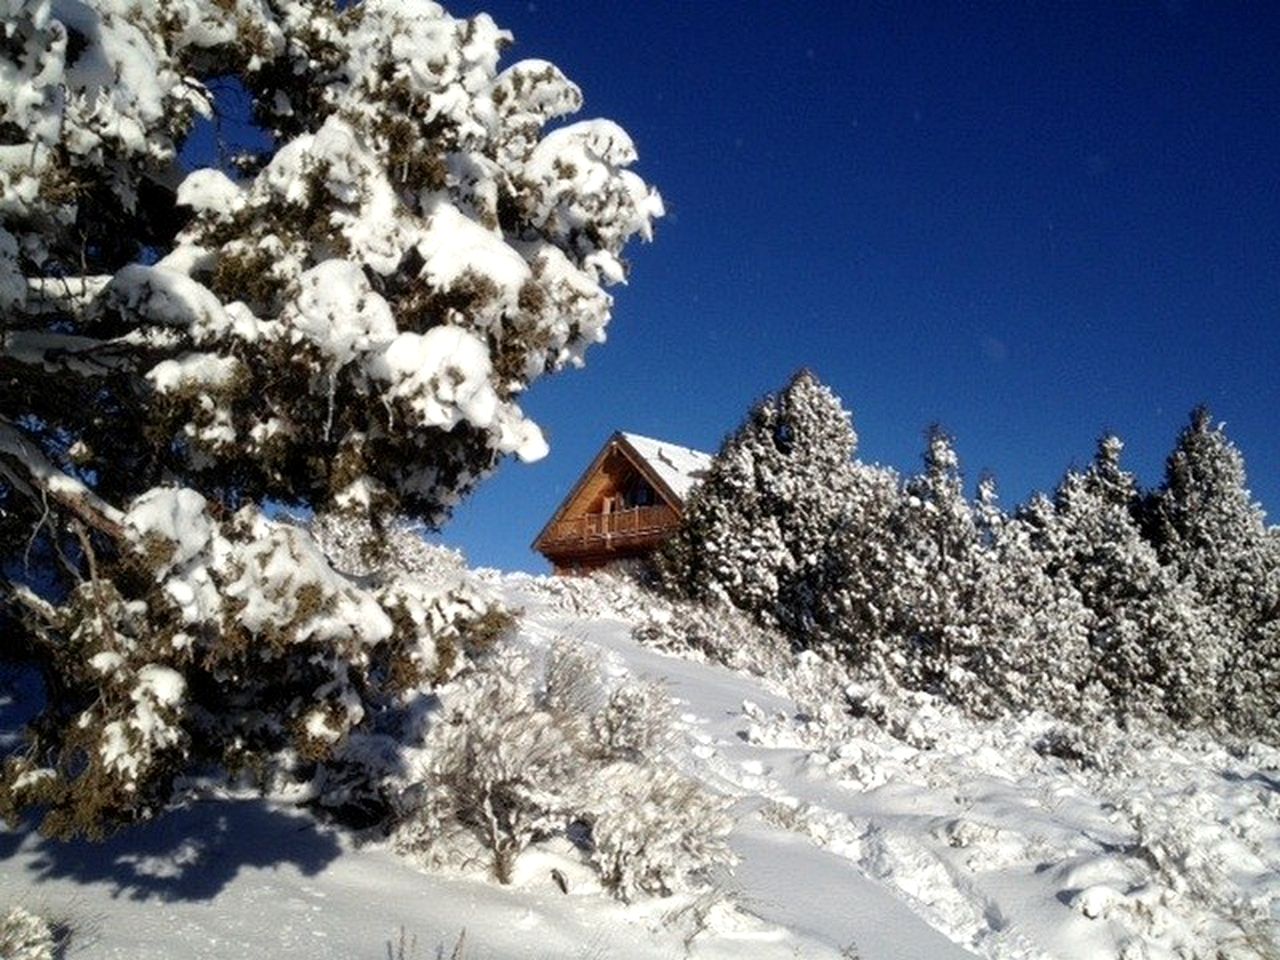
xmin=2 ymin=573 xmax=1277 ymax=958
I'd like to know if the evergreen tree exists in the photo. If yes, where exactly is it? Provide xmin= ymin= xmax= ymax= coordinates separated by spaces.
xmin=1146 ymin=408 xmax=1280 ymax=739
xmin=660 ymin=370 xmax=859 ymax=641
xmin=0 ymin=0 xmax=660 ymax=837
xmin=890 ymin=428 xmax=986 ymax=700
xmin=810 ymin=459 xmax=904 ymax=666
xmin=1043 ymin=437 xmax=1211 ymax=725
xmin=969 ymin=483 xmax=1093 ymax=719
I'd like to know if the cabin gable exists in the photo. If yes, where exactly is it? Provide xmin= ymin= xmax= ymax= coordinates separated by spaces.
xmin=532 ymin=432 xmax=710 ymax=575
xmin=557 ymin=446 xmax=670 ymax=521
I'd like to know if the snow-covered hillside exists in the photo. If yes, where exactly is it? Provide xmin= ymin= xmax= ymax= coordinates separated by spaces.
xmin=2 ymin=572 xmax=1277 ymax=959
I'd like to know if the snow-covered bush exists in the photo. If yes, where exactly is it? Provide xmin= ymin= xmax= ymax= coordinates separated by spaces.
xmin=403 ymin=648 xmax=576 ymax=883
xmin=634 ymin=598 xmax=793 ymax=681
xmin=590 ymin=676 xmax=676 ymax=763
xmin=0 ymin=0 xmax=658 ymax=837
xmin=397 ymin=643 xmax=734 ymax=899
xmin=588 ymin=762 xmax=734 ymax=901
xmin=0 ymin=906 xmax=58 ymax=960
xmin=501 ymin=567 xmax=662 ymax=623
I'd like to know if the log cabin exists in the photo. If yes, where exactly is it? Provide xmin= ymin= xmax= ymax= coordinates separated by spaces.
xmin=532 ymin=432 xmax=712 ymax=575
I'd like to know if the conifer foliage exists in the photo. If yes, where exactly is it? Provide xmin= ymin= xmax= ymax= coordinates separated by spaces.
xmin=660 ymin=370 xmax=866 ymax=639
xmin=663 ymin=379 xmax=1280 ymax=744
xmin=1038 ymin=437 xmax=1212 ymax=724
xmin=890 ymin=428 xmax=986 ymax=700
xmin=0 ymin=0 xmax=659 ymax=837
xmin=1145 ymin=409 xmax=1280 ymax=739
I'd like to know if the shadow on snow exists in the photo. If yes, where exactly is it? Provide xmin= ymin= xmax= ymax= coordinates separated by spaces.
xmin=1 ymin=797 xmax=344 ymax=903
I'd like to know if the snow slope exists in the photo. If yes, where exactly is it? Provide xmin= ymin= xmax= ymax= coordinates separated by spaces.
xmin=2 ymin=574 xmax=1277 ymax=959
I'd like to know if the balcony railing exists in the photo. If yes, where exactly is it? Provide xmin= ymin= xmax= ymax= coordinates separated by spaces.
xmin=541 ymin=505 xmax=679 ymax=549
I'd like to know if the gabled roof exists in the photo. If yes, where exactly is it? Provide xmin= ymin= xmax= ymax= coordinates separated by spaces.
xmin=619 ymin=432 xmax=712 ymax=503
xmin=531 ymin=431 xmax=712 ymax=552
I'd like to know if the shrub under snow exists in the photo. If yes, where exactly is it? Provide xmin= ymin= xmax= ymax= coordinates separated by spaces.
xmin=0 ymin=906 xmax=58 ymax=960
xmin=396 ymin=642 xmax=735 ymax=900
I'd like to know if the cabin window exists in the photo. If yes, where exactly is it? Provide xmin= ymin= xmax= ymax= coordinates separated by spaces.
xmin=623 ymin=475 xmax=656 ymax=508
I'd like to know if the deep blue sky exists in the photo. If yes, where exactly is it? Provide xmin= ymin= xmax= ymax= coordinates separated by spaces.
xmin=439 ymin=1 xmax=1280 ymax=572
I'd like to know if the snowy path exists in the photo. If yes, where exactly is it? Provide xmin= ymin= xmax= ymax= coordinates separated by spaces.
xmin=519 ymin=596 xmax=983 ymax=959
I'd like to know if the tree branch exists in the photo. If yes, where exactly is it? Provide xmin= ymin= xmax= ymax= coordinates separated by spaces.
xmin=21 ymin=275 xmax=113 ymax=316
xmin=0 ymin=419 xmax=125 ymax=539
xmin=1 ymin=330 xmax=141 ymax=377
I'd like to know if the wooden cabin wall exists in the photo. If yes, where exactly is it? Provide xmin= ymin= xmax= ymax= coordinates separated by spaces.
xmin=560 ymin=449 xmax=639 ymax=518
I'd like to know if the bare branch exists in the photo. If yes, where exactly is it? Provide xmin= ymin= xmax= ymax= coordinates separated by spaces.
xmin=2 ymin=330 xmax=140 ymax=377
xmin=1 ymin=577 xmax=61 ymax=627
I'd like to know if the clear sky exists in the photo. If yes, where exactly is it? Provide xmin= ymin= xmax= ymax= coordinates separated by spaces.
xmin=439 ymin=1 xmax=1280 ymax=572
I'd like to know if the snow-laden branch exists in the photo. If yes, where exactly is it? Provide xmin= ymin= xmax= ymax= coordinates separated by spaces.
xmin=0 ymin=419 xmax=125 ymax=538
xmin=20 ymin=276 xmax=113 ymax=316
xmin=0 ymin=330 xmax=142 ymax=377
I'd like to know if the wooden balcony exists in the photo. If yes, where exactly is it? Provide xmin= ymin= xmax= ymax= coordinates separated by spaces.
xmin=538 ymin=505 xmax=679 ymax=557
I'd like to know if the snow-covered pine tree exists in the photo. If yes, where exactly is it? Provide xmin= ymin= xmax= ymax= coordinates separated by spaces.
xmin=1041 ymin=437 xmax=1212 ymax=726
xmin=768 ymin=372 xmax=871 ymax=639
xmin=966 ymin=480 xmax=1093 ymax=719
xmin=1144 ymin=408 xmax=1280 ymax=740
xmin=0 ymin=0 xmax=660 ymax=837
xmin=809 ymin=458 xmax=903 ymax=666
xmin=887 ymin=428 xmax=989 ymax=701
xmin=659 ymin=370 xmax=859 ymax=642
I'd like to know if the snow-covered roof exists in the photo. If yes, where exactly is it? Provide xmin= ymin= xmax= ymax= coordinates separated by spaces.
xmin=620 ymin=432 xmax=712 ymax=504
